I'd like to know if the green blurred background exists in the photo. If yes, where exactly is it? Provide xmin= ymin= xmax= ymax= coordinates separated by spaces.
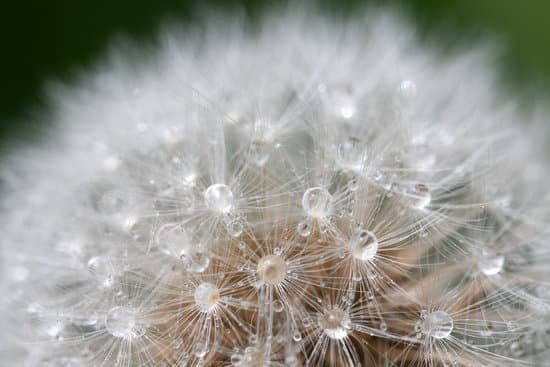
xmin=1 ymin=0 xmax=550 ymax=141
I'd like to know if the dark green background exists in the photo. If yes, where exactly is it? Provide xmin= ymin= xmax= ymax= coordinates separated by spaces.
xmin=2 ymin=0 xmax=550 ymax=141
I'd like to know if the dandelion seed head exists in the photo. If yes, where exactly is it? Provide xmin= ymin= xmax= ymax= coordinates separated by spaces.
xmin=1 ymin=5 xmax=550 ymax=367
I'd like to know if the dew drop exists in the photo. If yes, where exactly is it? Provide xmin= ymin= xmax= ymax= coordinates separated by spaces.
xmin=405 ymin=183 xmax=431 ymax=210
xmin=272 ymin=300 xmax=284 ymax=312
xmin=204 ymin=184 xmax=234 ymax=213
xmin=181 ymin=248 xmax=210 ymax=273
xmin=194 ymin=282 xmax=220 ymax=312
xmin=302 ymin=187 xmax=333 ymax=218
xmin=422 ymin=310 xmax=453 ymax=339
xmin=257 ymin=255 xmax=287 ymax=285
xmin=193 ymin=342 xmax=209 ymax=358
xmin=349 ymin=229 xmax=378 ymax=261
xmin=297 ymin=221 xmax=312 ymax=237
xmin=479 ymin=251 xmax=504 ymax=276
xmin=292 ymin=332 xmax=302 ymax=342
xmin=337 ymin=137 xmax=367 ymax=171
xmin=105 ymin=306 xmax=146 ymax=339
xmin=155 ymin=224 xmax=189 ymax=257
xmin=319 ymin=308 xmax=351 ymax=340
xmin=227 ymin=220 xmax=243 ymax=237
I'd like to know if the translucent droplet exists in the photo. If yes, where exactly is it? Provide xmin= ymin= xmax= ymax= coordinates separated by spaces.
xmin=399 ymin=79 xmax=417 ymax=97
xmin=297 ymin=221 xmax=312 ymax=237
xmin=181 ymin=248 xmax=210 ymax=273
xmin=405 ymin=183 xmax=431 ymax=210
xmin=250 ymin=140 xmax=270 ymax=167
xmin=272 ymin=300 xmax=284 ymax=312
xmin=302 ymin=187 xmax=333 ymax=218
xmin=204 ymin=183 xmax=234 ymax=213
xmin=87 ymin=256 xmax=108 ymax=275
xmin=194 ymin=282 xmax=220 ymax=312
xmin=155 ymin=224 xmax=189 ymax=257
xmin=319 ymin=308 xmax=351 ymax=340
xmin=349 ymin=229 xmax=378 ymax=261
xmin=105 ymin=306 xmax=146 ymax=339
xmin=257 ymin=255 xmax=287 ymax=285
xmin=326 ymin=89 xmax=356 ymax=119
xmin=422 ymin=310 xmax=453 ymax=339
xmin=292 ymin=332 xmax=302 ymax=342
xmin=337 ymin=137 xmax=367 ymax=171
xmin=227 ymin=221 xmax=243 ymax=237
xmin=193 ymin=342 xmax=209 ymax=358
xmin=479 ymin=251 xmax=504 ymax=276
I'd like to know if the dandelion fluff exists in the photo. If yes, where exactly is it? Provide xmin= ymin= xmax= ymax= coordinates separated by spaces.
xmin=1 ymin=6 xmax=550 ymax=367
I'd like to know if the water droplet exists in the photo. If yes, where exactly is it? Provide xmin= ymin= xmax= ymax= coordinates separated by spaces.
xmin=319 ymin=308 xmax=351 ymax=340
xmin=155 ymin=224 xmax=189 ymax=257
xmin=399 ymin=79 xmax=417 ymax=97
xmin=272 ymin=300 xmax=284 ymax=312
xmin=257 ymin=255 xmax=287 ymax=285
xmin=181 ymin=247 xmax=210 ymax=273
xmin=405 ymin=183 xmax=431 ymax=210
xmin=193 ymin=342 xmax=209 ymax=358
xmin=297 ymin=221 xmax=312 ymax=237
xmin=250 ymin=140 xmax=271 ymax=167
xmin=204 ymin=184 xmax=234 ymax=213
xmin=292 ymin=332 xmax=302 ymax=342
xmin=479 ymin=251 xmax=504 ymax=276
xmin=194 ymin=282 xmax=220 ymax=312
xmin=337 ymin=137 xmax=367 ymax=171
xmin=349 ymin=229 xmax=378 ymax=261
xmin=227 ymin=220 xmax=243 ymax=237
xmin=422 ymin=310 xmax=453 ymax=339
xmin=302 ymin=187 xmax=333 ymax=218
xmin=105 ymin=306 xmax=146 ymax=339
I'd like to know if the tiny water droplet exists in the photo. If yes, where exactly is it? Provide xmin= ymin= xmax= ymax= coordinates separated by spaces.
xmin=181 ymin=248 xmax=210 ymax=273
xmin=349 ymin=229 xmax=378 ymax=261
xmin=204 ymin=183 xmax=234 ymax=213
xmin=272 ymin=300 xmax=284 ymax=312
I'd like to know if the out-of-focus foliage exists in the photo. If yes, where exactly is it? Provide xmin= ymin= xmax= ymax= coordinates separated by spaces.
xmin=1 ymin=0 xmax=549 ymax=139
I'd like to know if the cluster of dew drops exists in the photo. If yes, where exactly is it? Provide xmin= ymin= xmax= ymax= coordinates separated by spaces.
xmin=61 ymin=78 xmax=512 ymax=366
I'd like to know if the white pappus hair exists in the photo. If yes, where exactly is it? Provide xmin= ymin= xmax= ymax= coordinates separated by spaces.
xmin=1 ymin=6 xmax=550 ymax=367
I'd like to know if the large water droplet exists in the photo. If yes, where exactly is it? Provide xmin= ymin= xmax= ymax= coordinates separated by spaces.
xmin=181 ymin=247 xmax=210 ymax=273
xmin=302 ymin=187 xmax=333 ymax=218
xmin=479 ymin=251 xmax=504 ymax=276
xmin=422 ymin=310 xmax=453 ymax=339
xmin=204 ymin=184 xmax=234 ymax=213
xmin=319 ymin=308 xmax=351 ymax=340
xmin=105 ymin=306 xmax=146 ymax=339
xmin=349 ymin=229 xmax=378 ymax=261
xmin=257 ymin=255 xmax=287 ymax=285
xmin=337 ymin=137 xmax=367 ymax=172
xmin=194 ymin=282 xmax=220 ymax=312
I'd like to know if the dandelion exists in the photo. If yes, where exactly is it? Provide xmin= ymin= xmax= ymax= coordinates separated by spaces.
xmin=1 ymin=6 xmax=550 ymax=367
